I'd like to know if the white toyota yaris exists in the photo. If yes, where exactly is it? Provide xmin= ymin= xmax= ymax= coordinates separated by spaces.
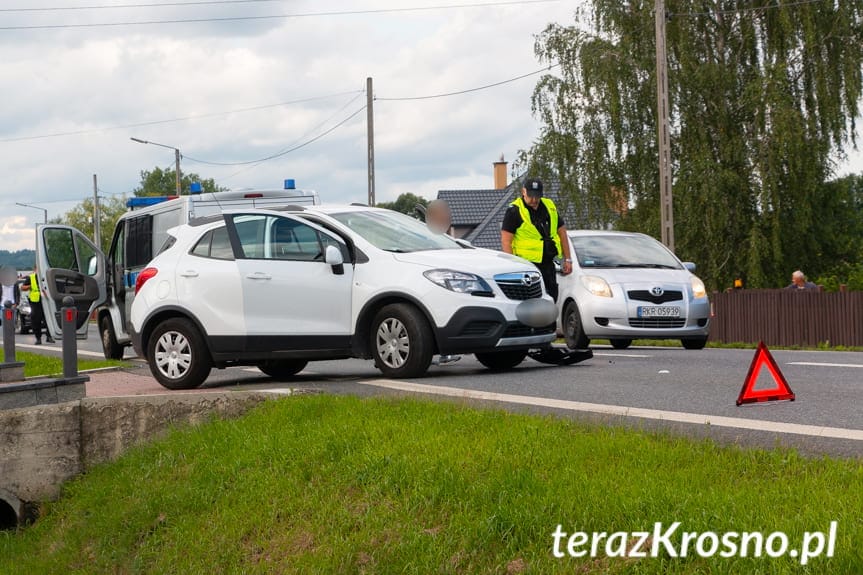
xmin=557 ymin=230 xmax=711 ymax=350
xmin=116 ymin=205 xmax=557 ymax=388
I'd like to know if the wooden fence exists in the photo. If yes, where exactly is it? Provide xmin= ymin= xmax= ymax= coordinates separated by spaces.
xmin=709 ymin=289 xmax=863 ymax=347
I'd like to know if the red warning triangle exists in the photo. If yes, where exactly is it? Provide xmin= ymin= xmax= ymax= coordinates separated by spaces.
xmin=736 ymin=341 xmax=795 ymax=406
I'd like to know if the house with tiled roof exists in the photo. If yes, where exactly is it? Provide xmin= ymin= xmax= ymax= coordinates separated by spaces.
xmin=437 ymin=158 xmax=585 ymax=250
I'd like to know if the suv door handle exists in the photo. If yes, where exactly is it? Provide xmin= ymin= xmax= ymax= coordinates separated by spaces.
xmin=246 ymin=272 xmax=272 ymax=280
xmin=180 ymin=270 xmax=199 ymax=278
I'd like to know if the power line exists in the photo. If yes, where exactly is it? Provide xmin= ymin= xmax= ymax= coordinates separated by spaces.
xmin=0 ymin=0 xmax=288 ymax=12
xmin=669 ymin=0 xmax=826 ymax=18
xmin=0 ymin=0 xmax=562 ymax=30
xmin=376 ymin=63 xmax=560 ymax=101
xmin=216 ymin=91 xmax=366 ymax=182
xmin=0 ymin=90 xmax=362 ymax=143
xmin=184 ymin=104 xmax=367 ymax=166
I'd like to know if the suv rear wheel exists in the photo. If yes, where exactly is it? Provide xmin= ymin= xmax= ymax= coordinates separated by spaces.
xmin=475 ymin=350 xmax=528 ymax=371
xmin=371 ymin=303 xmax=433 ymax=378
xmin=147 ymin=318 xmax=212 ymax=389
xmin=257 ymin=359 xmax=308 ymax=380
xmin=100 ymin=315 xmax=125 ymax=360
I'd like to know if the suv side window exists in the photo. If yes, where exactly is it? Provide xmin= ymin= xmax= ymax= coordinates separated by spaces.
xmin=191 ymin=227 xmax=235 ymax=260
xmin=229 ymin=214 xmax=327 ymax=262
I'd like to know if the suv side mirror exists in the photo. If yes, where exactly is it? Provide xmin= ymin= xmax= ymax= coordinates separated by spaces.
xmin=325 ymin=245 xmax=345 ymax=275
xmin=683 ymin=262 xmax=696 ymax=273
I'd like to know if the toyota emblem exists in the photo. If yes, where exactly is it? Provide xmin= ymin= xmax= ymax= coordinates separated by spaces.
xmin=651 ymin=286 xmax=664 ymax=297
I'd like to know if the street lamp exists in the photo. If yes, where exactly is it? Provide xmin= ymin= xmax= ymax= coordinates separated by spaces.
xmin=130 ymin=137 xmax=182 ymax=195
xmin=16 ymin=202 xmax=48 ymax=224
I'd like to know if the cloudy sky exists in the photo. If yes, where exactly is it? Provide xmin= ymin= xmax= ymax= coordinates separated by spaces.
xmin=2 ymin=0 xmax=862 ymax=252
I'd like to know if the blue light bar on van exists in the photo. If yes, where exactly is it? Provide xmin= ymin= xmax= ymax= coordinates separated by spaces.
xmin=126 ymin=196 xmax=178 ymax=209
xmin=190 ymin=182 xmax=203 ymax=194
xmin=284 ymin=179 xmax=296 ymax=190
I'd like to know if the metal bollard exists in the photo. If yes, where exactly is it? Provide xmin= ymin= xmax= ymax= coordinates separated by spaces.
xmin=2 ymin=301 xmax=14 ymax=364
xmin=60 ymin=296 xmax=78 ymax=379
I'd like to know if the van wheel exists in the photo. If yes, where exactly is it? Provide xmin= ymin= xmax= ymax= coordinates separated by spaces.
xmin=100 ymin=315 xmax=125 ymax=360
xmin=475 ymin=350 xmax=528 ymax=371
xmin=371 ymin=303 xmax=433 ymax=378
xmin=258 ymin=360 xmax=308 ymax=380
xmin=16 ymin=313 xmax=29 ymax=334
xmin=610 ymin=339 xmax=632 ymax=350
xmin=563 ymin=300 xmax=590 ymax=349
xmin=682 ymin=337 xmax=708 ymax=350
xmin=147 ymin=318 xmax=212 ymax=390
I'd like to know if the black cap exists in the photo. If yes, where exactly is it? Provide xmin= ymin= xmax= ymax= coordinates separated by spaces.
xmin=523 ymin=177 xmax=543 ymax=197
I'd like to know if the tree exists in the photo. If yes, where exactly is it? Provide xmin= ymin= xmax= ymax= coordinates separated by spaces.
xmin=133 ymin=167 xmax=223 ymax=197
xmin=522 ymin=1 xmax=863 ymax=289
xmin=51 ymin=196 xmax=128 ymax=254
xmin=377 ymin=193 xmax=429 ymax=217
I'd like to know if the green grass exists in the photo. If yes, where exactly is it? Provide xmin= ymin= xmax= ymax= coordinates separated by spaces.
xmin=0 ymin=347 xmax=128 ymax=377
xmin=1 ymin=396 xmax=861 ymax=574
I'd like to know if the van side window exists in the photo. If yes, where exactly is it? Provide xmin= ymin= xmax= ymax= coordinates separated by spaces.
xmin=124 ymin=215 xmax=153 ymax=268
xmin=191 ymin=227 xmax=235 ymax=260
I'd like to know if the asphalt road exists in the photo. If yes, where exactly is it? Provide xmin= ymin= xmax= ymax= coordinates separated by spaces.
xmin=11 ymin=324 xmax=863 ymax=457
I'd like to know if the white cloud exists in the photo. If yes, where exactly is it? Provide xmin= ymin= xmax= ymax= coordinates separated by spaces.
xmin=2 ymin=0 xmax=859 ymax=253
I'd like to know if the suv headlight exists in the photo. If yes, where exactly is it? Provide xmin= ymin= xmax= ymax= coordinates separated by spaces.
xmin=691 ymin=276 xmax=707 ymax=299
xmin=424 ymin=269 xmax=493 ymax=296
xmin=580 ymin=275 xmax=613 ymax=298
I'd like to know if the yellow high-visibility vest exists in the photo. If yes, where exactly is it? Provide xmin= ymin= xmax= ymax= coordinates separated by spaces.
xmin=510 ymin=197 xmax=562 ymax=263
xmin=28 ymin=273 xmax=40 ymax=303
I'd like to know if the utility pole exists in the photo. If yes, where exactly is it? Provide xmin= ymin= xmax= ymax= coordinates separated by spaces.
xmin=175 ymin=148 xmax=182 ymax=196
xmin=92 ymin=174 xmax=101 ymax=248
xmin=366 ymin=76 xmax=375 ymax=206
xmin=655 ymin=0 xmax=675 ymax=251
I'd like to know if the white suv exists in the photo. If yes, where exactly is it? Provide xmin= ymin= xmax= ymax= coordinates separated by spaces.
xmin=37 ymin=206 xmax=557 ymax=389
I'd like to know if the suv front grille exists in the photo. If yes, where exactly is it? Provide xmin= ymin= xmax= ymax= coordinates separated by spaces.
xmin=497 ymin=282 xmax=543 ymax=300
xmin=628 ymin=290 xmax=683 ymax=304
xmin=502 ymin=322 xmax=556 ymax=338
xmin=628 ymin=317 xmax=686 ymax=328
xmin=459 ymin=321 xmax=499 ymax=337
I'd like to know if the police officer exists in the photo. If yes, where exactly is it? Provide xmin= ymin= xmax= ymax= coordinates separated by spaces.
xmin=21 ymin=267 xmax=54 ymax=345
xmin=500 ymin=177 xmax=572 ymax=301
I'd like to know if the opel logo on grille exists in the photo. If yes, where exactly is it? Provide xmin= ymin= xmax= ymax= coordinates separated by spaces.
xmin=522 ymin=273 xmax=539 ymax=287
xmin=651 ymin=286 xmax=664 ymax=297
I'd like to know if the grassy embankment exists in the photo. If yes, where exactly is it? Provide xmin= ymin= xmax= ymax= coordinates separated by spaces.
xmin=0 ymin=348 xmax=127 ymax=377
xmin=1 ymin=395 xmax=860 ymax=574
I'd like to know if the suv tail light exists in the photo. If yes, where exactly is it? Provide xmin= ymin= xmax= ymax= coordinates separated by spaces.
xmin=135 ymin=267 xmax=158 ymax=294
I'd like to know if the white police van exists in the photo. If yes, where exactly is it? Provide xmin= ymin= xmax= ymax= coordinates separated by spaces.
xmin=34 ymin=181 xmax=319 ymax=358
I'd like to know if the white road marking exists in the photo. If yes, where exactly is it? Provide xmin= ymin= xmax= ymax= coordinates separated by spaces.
xmin=593 ymin=352 xmax=653 ymax=359
xmin=788 ymin=361 xmax=863 ymax=369
xmin=359 ymin=379 xmax=863 ymax=442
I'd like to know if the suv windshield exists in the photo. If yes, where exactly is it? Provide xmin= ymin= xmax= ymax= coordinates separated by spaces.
xmin=572 ymin=234 xmax=682 ymax=270
xmin=330 ymin=209 xmax=461 ymax=253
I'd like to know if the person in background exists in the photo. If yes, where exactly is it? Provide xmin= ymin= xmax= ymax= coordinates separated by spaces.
xmin=786 ymin=270 xmax=818 ymax=291
xmin=501 ymin=177 xmax=572 ymax=301
xmin=20 ymin=267 xmax=54 ymax=345
xmin=425 ymin=198 xmax=461 ymax=365
xmin=426 ymin=199 xmax=453 ymax=235
xmin=0 ymin=266 xmax=18 ymax=326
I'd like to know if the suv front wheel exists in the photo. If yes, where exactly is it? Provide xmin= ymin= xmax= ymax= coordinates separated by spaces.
xmin=258 ymin=359 xmax=308 ymax=380
xmin=147 ymin=318 xmax=212 ymax=390
xmin=371 ymin=303 xmax=434 ymax=378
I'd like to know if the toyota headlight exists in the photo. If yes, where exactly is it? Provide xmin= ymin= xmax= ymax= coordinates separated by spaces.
xmin=580 ymin=275 xmax=613 ymax=298
xmin=691 ymin=276 xmax=707 ymax=299
xmin=424 ymin=269 xmax=493 ymax=296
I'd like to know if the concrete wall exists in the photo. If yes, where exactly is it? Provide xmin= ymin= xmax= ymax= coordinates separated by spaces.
xmin=0 ymin=391 xmax=276 ymax=526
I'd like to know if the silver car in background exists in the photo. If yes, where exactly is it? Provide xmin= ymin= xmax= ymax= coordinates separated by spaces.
xmin=557 ymin=231 xmax=711 ymax=350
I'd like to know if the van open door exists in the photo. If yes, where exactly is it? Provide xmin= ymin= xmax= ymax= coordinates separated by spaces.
xmin=35 ymin=225 xmax=107 ymax=339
